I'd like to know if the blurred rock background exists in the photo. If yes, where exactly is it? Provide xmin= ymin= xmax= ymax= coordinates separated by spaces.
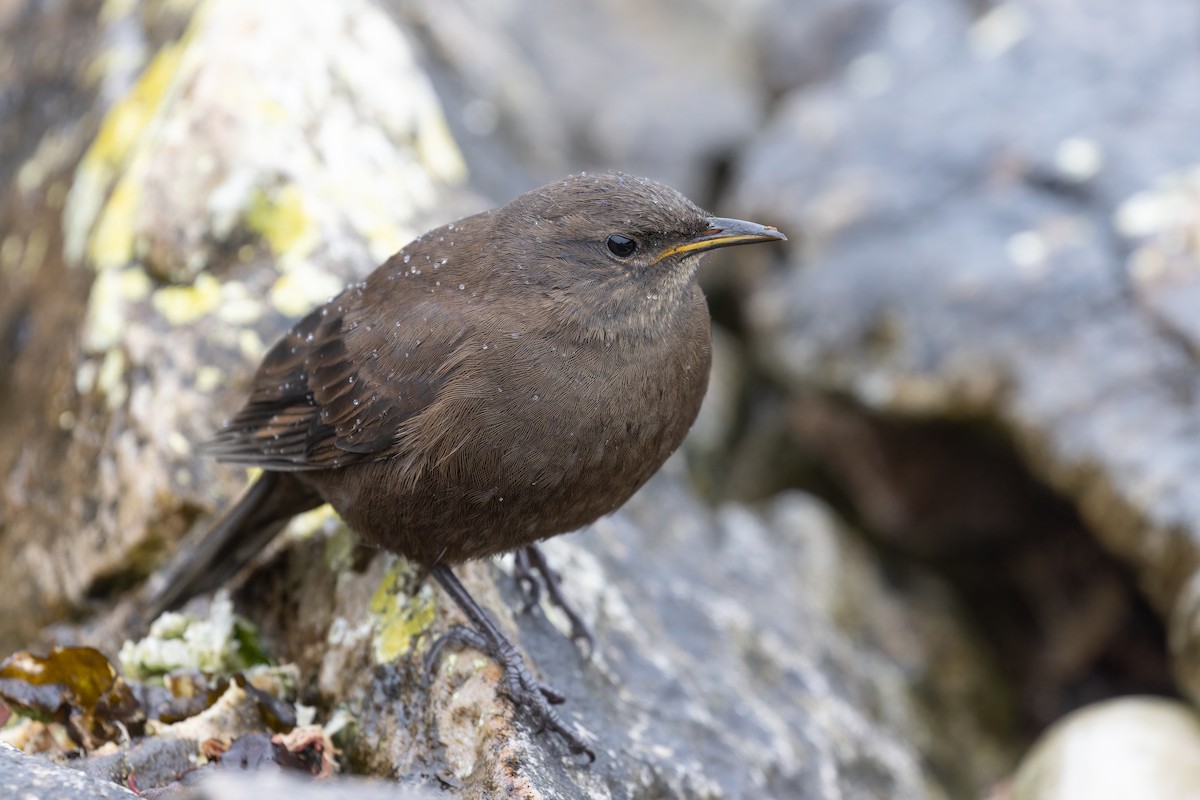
xmin=1 ymin=0 xmax=1199 ymax=797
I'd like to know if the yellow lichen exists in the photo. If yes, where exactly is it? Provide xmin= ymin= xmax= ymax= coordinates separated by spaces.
xmin=194 ymin=365 xmax=223 ymax=393
xmin=99 ymin=0 xmax=139 ymax=23
xmin=323 ymin=524 xmax=356 ymax=574
xmin=89 ymin=173 xmax=141 ymax=270
xmin=90 ymin=42 xmax=183 ymax=175
xmin=67 ymin=40 xmax=186 ymax=269
xmin=151 ymin=272 xmax=221 ymax=325
xmin=118 ymin=266 xmax=153 ymax=301
xmin=416 ymin=104 xmax=468 ymax=186
xmin=370 ymin=564 xmax=435 ymax=664
xmin=237 ymin=328 xmax=265 ymax=361
xmin=96 ymin=348 xmax=128 ymax=410
xmin=283 ymin=504 xmax=338 ymax=541
xmin=82 ymin=268 xmax=127 ymax=352
xmin=245 ymin=183 xmax=316 ymax=258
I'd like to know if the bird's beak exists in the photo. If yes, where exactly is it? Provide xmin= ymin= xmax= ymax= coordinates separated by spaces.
xmin=656 ymin=217 xmax=787 ymax=262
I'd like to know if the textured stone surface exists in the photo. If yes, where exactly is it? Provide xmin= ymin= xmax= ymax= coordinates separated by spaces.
xmin=734 ymin=0 xmax=1200 ymax=696
xmin=0 ymin=743 xmax=138 ymax=800
xmin=320 ymin=478 xmax=1011 ymax=797
xmin=391 ymin=0 xmax=767 ymax=201
xmin=0 ymin=0 xmax=472 ymax=652
xmin=92 ymin=475 xmax=1007 ymax=798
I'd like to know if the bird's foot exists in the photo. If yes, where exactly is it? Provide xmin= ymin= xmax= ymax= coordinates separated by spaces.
xmin=511 ymin=545 xmax=595 ymax=658
xmin=512 ymin=547 xmax=542 ymax=610
xmin=428 ymin=566 xmax=595 ymax=762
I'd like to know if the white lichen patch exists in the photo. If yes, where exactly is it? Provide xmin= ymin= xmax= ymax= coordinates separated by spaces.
xmin=1006 ymin=230 xmax=1047 ymax=271
xmin=1054 ymin=136 xmax=1104 ymax=183
xmin=214 ymin=280 xmax=264 ymax=325
xmin=1116 ymin=168 xmax=1200 ymax=243
xmin=166 ymin=430 xmax=192 ymax=456
xmin=269 ymin=260 xmax=344 ymax=318
xmin=282 ymin=503 xmax=339 ymax=541
xmin=118 ymin=593 xmax=261 ymax=680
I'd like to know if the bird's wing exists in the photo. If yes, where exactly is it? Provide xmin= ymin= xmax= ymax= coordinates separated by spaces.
xmin=203 ymin=284 xmax=472 ymax=471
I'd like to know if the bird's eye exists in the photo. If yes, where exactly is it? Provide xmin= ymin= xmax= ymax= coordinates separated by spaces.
xmin=606 ymin=234 xmax=638 ymax=259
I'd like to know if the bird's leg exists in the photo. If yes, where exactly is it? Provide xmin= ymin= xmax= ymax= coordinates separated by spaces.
xmin=426 ymin=564 xmax=594 ymax=761
xmin=511 ymin=545 xmax=595 ymax=657
xmin=511 ymin=547 xmax=541 ymax=611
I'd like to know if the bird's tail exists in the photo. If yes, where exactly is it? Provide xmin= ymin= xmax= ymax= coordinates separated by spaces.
xmin=142 ymin=471 xmax=322 ymax=623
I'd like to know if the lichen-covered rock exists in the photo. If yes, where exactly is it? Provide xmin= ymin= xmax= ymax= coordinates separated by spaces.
xmin=132 ymin=477 xmax=1014 ymax=798
xmin=0 ymin=0 xmax=472 ymax=652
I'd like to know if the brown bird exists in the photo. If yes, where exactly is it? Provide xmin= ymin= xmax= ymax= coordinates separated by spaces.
xmin=147 ymin=172 xmax=785 ymax=758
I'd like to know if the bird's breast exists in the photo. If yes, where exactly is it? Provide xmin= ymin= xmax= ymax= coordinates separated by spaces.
xmin=469 ymin=308 xmax=711 ymax=519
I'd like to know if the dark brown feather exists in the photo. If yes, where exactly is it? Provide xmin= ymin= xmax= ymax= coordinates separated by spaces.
xmin=203 ymin=277 xmax=472 ymax=470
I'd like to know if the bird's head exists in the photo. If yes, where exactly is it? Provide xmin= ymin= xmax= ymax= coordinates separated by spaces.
xmin=491 ymin=172 xmax=786 ymax=339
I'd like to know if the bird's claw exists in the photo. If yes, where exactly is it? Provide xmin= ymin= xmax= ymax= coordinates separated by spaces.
xmin=426 ymin=622 xmax=593 ymax=761
xmin=512 ymin=548 xmax=542 ymax=612
xmin=511 ymin=545 xmax=596 ymax=659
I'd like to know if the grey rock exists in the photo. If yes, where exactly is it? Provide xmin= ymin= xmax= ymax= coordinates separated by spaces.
xmin=734 ymin=0 xmax=1200 ymax=691
xmin=0 ymin=743 xmax=138 ymax=800
xmin=392 ymin=0 xmax=768 ymax=200
xmin=160 ymin=474 xmax=1012 ymax=798
xmin=194 ymin=772 xmax=440 ymax=800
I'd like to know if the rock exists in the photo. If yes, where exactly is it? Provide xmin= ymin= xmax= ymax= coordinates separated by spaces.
xmin=192 ymin=771 xmax=442 ymax=800
xmin=734 ymin=0 xmax=1200 ymax=697
xmin=1010 ymin=696 xmax=1200 ymax=800
xmin=58 ymin=477 xmax=1007 ymax=797
xmin=259 ymin=479 xmax=1014 ymax=797
xmin=0 ymin=0 xmax=473 ymax=654
xmin=4 ymin=474 xmax=1015 ymax=796
xmin=392 ymin=0 xmax=768 ymax=201
xmin=0 ymin=743 xmax=138 ymax=800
